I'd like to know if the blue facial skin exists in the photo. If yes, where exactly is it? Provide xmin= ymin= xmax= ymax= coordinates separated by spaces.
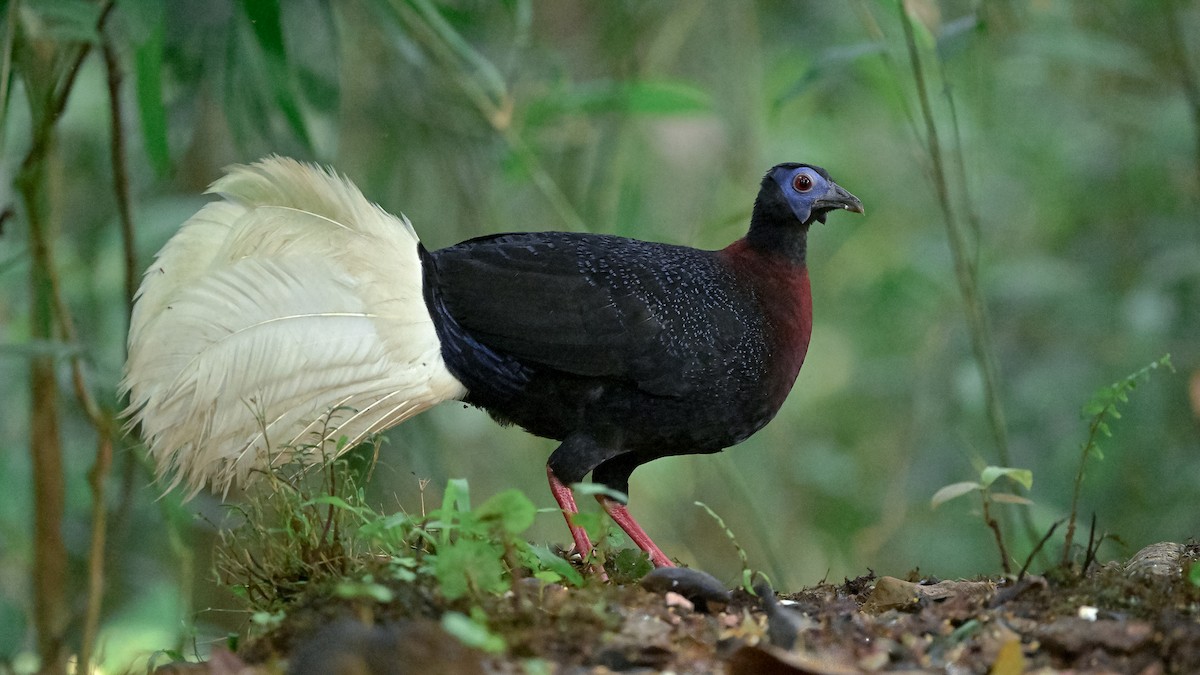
xmin=770 ymin=165 xmax=864 ymax=226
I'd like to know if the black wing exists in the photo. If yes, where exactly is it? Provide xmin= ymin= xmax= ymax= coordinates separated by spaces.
xmin=428 ymin=232 xmax=767 ymax=398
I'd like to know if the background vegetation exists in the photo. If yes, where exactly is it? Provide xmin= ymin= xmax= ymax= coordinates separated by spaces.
xmin=0 ymin=0 xmax=1197 ymax=670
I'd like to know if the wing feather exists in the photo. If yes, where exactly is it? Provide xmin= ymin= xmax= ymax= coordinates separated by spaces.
xmin=432 ymin=233 xmax=760 ymax=397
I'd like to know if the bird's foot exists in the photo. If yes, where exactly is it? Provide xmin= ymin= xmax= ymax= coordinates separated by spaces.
xmin=597 ymin=495 xmax=675 ymax=568
xmin=547 ymin=465 xmax=609 ymax=580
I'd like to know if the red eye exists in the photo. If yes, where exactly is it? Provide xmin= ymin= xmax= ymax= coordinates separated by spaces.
xmin=792 ymin=173 xmax=813 ymax=192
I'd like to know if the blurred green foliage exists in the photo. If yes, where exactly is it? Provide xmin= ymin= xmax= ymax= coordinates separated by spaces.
xmin=1 ymin=0 xmax=1198 ymax=669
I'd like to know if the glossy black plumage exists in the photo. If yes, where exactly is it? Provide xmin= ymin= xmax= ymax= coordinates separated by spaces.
xmin=420 ymin=163 xmax=862 ymax=567
xmin=426 ymin=234 xmax=777 ymax=484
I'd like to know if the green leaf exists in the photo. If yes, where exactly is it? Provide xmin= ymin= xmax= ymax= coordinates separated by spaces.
xmin=251 ymin=610 xmax=285 ymax=627
xmin=476 ymin=489 xmax=537 ymax=535
xmin=1081 ymin=355 xmax=1173 ymax=419
xmin=979 ymin=466 xmax=1033 ymax=491
xmin=930 ymin=481 xmax=981 ymax=508
xmin=334 ymin=577 xmax=394 ymax=603
xmin=621 ymin=80 xmax=712 ymax=115
xmin=387 ymin=558 xmax=417 ymax=583
xmin=441 ymin=612 xmax=506 ymax=654
xmin=236 ymin=0 xmax=312 ymax=148
xmin=528 ymin=545 xmax=584 ymax=587
xmin=607 ymin=548 xmax=653 ymax=583
xmin=442 ymin=477 xmax=471 ymax=514
xmin=434 ymin=538 xmax=506 ymax=599
xmin=1188 ymin=561 xmax=1200 ymax=588
xmin=21 ymin=0 xmax=100 ymax=44
xmin=566 ymin=511 xmax=602 ymax=541
xmin=408 ymin=0 xmax=508 ymax=101
xmin=526 ymin=79 xmax=711 ymax=126
xmin=133 ymin=12 xmax=170 ymax=175
xmin=570 ymin=482 xmax=629 ymax=503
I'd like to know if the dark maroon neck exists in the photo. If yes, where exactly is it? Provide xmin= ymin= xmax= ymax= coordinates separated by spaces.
xmin=719 ymin=238 xmax=813 ymax=406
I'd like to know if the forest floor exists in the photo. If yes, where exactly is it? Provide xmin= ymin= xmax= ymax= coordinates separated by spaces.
xmin=160 ymin=541 xmax=1200 ymax=675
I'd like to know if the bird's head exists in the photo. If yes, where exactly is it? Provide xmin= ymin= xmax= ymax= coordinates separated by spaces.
xmin=764 ymin=163 xmax=864 ymax=226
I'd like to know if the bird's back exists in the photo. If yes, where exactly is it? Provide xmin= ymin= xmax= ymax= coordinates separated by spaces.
xmin=424 ymin=231 xmax=809 ymax=452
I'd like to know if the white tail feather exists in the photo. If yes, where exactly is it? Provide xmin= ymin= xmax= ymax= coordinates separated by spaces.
xmin=122 ymin=157 xmax=466 ymax=496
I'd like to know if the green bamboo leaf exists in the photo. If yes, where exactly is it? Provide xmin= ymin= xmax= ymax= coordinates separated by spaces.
xmin=134 ymin=19 xmax=170 ymax=175
xmin=526 ymin=80 xmax=711 ymax=126
xmin=620 ymin=81 xmax=712 ymax=115
xmin=406 ymin=0 xmax=507 ymax=101
xmin=21 ymin=0 xmax=100 ymax=44
xmin=237 ymin=0 xmax=312 ymax=148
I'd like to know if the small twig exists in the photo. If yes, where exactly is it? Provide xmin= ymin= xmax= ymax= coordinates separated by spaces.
xmin=1018 ymin=518 xmax=1063 ymax=582
xmin=105 ymin=46 xmax=140 ymax=309
xmin=1081 ymin=512 xmax=1104 ymax=576
xmin=80 ymin=431 xmax=113 ymax=671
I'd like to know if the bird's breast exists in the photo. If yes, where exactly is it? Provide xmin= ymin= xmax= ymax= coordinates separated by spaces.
xmin=718 ymin=239 xmax=813 ymax=410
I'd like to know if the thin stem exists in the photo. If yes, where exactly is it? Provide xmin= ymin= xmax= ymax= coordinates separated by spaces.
xmin=898 ymin=3 xmax=1010 ymax=466
xmin=1062 ymin=408 xmax=1108 ymax=566
xmin=1018 ymin=519 xmax=1062 ymax=582
xmin=79 ymin=35 xmax=137 ymax=671
xmin=106 ymin=45 xmax=139 ymax=309
xmin=16 ymin=4 xmax=117 ymax=670
xmin=1163 ymin=0 xmax=1200 ymax=194
xmin=981 ymin=492 xmax=1011 ymax=575
xmin=0 ymin=0 xmax=19 ymax=157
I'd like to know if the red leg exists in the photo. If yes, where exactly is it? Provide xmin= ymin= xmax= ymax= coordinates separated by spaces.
xmin=597 ymin=495 xmax=675 ymax=568
xmin=546 ymin=465 xmax=597 ymax=564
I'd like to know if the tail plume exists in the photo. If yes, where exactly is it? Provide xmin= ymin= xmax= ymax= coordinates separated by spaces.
xmin=122 ymin=157 xmax=465 ymax=496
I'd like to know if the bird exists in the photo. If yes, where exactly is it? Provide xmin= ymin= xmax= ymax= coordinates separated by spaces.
xmin=122 ymin=156 xmax=862 ymax=569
